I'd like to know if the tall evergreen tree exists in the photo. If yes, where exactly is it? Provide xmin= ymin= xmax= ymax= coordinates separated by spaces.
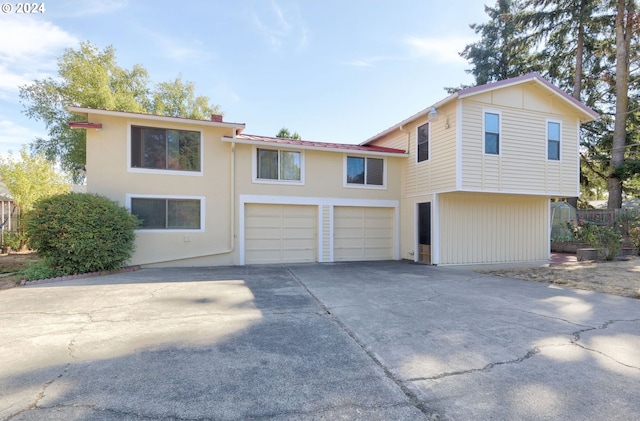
xmin=608 ymin=0 xmax=638 ymax=208
xmin=461 ymin=0 xmax=535 ymax=85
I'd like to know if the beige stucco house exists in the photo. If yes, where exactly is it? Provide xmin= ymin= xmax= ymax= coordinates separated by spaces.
xmin=69 ymin=73 xmax=597 ymax=267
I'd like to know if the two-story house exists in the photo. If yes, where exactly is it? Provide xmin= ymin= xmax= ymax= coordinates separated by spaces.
xmin=69 ymin=73 xmax=597 ymax=267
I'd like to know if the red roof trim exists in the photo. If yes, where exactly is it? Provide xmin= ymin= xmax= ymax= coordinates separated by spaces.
xmin=68 ymin=122 xmax=103 ymax=129
xmin=236 ymin=134 xmax=406 ymax=154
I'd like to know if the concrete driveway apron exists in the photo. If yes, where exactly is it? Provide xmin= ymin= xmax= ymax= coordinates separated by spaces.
xmin=1 ymin=261 xmax=639 ymax=420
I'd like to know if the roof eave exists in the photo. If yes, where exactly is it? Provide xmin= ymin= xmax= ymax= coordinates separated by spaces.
xmin=221 ymin=136 xmax=408 ymax=158
xmin=360 ymin=92 xmax=458 ymax=146
xmin=67 ymin=106 xmax=246 ymax=130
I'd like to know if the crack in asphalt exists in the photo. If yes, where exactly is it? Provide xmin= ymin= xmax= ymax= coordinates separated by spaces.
xmin=413 ymin=318 xmax=640 ymax=382
xmin=285 ymin=267 xmax=437 ymax=421
xmin=4 ymin=364 xmax=71 ymax=421
xmin=571 ymin=318 xmax=640 ymax=371
xmin=407 ymin=347 xmax=542 ymax=382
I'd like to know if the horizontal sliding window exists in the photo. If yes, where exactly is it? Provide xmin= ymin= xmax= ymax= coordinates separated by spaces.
xmin=346 ymin=156 xmax=384 ymax=186
xmin=257 ymin=148 xmax=301 ymax=181
xmin=131 ymin=126 xmax=201 ymax=171
xmin=131 ymin=198 xmax=201 ymax=230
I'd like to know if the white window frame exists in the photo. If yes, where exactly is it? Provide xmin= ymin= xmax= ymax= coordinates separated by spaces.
xmin=126 ymin=194 xmax=205 ymax=233
xmin=343 ymin=155 xmax=387 ymax=190
xmin=546 ymin=119 xmax=562 ymax=161
xmin=127 ymin=123 xmax=204 ymax=177
xmin=252 ymin=146 xmax=305 ymax=185
xmin=483 ymin=109 xmax=502 ymax=156
xmin=417 ymin=121 xmax=430 ymax=163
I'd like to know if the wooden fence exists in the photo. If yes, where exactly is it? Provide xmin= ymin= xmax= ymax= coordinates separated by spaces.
xmin=576 ymin=208 xmax=639 ymax=225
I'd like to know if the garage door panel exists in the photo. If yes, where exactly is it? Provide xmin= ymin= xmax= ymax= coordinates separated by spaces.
xmin=334 ymin=206 xmax=394 ymax=262
xmin=245 ymin=204 xmax=317 ymax=264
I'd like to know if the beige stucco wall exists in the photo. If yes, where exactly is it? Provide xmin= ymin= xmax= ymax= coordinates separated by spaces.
xmin=459 ymin=82 xmax=581 ymax=196
xmin=85 ymin=113 xmax=238 ymax=267
xmin=232 ymin=143 xmax=402 ymax=201
xmin=437 ymin=192 xmax=549 ymax=265
xmin=85 ymin=113 xmax=404 ymax=267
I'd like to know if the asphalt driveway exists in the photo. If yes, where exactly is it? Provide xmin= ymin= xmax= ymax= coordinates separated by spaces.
xmin=1 ymin=261 xmax=639 ymax=420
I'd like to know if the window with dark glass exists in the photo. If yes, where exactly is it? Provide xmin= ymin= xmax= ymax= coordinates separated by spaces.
xmin=131 ymin=198 xmax=201 ymax=229
xmin=548 ymin=121 xmax=560 ymax=160
xmin=257 ymin=148 xmax=301 ymax=181
xmin=484 ymin=113 xmax=500 ymax=155
xmin=346 ymin=156 xmax=383 ymax=186
xmin=417 ymin=123 xmax=429 ymax=162
xmin=131 ymin=126 xmax=200 ymax=171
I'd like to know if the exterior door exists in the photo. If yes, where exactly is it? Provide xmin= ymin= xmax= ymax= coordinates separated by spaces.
xmin=418 ymin=202 xmax=431 ymax=264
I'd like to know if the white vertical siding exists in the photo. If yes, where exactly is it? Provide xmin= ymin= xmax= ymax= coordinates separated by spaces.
xmin=438 ymin=193 xmax=549 ymax=265
xmin=321 ymin=205 xmax=331 ymax=262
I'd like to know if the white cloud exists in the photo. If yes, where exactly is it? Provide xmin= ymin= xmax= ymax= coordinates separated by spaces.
xmin=0 ymin=119 xmax=43 ymax=155
xmin=252 ymin=0 xmax=308 ymax=52
xmin=344 ymin=35 xmax=474 ymax=68
xmin=404 ymin=36 xmax=474 ymax=63
xmin=0 ymin=16 xmax=79 ymax=94
xmin=135 ymin=26 xmax=214 ymax=63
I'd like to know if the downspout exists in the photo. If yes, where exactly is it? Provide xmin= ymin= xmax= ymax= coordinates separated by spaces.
xmin=399 ymin=125 xmax=410 ymax=153
xmin=141 ymin=140 xmax=236 ymax=265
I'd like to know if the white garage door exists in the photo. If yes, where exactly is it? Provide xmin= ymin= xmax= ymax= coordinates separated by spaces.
xmin=334 ymin=207 xmax=394 ymax=262
xmin=245 ymin=204 xmax=317 ymax=264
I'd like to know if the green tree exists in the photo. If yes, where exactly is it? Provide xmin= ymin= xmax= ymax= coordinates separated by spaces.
xmin=0 ymin=148 xmax=71 ymax=249
xmin=460 ymin=0 xmax=535 ymax=86
xmin=276 ymin=127 xmax=302 ymax=140
xmin=608 ymin=0 xmax=638 ymax=209
xmin=152 ymin=75 xmax=221 ymax=120
xmin=19 ymin=42 xmax=221 ymax=181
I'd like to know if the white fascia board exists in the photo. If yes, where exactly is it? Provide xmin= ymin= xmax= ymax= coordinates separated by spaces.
xmin=221 ymin=136 xmax=408 ymax=158
xmin=67 ymin=106 xmax=246 ymax=130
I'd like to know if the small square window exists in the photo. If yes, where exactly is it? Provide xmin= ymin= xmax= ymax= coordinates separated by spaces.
xmin=346 ymin=156 xmax=384 ymax=187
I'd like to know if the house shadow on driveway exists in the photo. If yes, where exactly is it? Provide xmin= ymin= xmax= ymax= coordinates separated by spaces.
xmin=1 ymin=261 xmax=639 ymax=420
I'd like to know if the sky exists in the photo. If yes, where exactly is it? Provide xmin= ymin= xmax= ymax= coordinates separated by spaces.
xmin=0 ymin=0 xmax=491 ymax=157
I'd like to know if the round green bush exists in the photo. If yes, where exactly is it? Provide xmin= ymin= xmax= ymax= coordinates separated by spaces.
xmin=24 ymin=193 xmax=139 ymax=275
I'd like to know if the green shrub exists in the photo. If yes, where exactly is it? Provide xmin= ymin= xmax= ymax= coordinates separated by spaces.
xmin=24 ymin=193 xmax=139 ymax=275
xmin=631 ymin=225 xmax=640 ymax=250
xmin=590 ymin=225 xmax=622 ymax=261
xmin=2 ymin=231 xmax=21 ymax=250
xmin=19 ymin=258 xmax=68 ymax=281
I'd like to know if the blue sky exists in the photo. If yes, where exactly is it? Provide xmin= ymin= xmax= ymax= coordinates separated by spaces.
xmin=0 ymin=0 xmax=490 ymax=157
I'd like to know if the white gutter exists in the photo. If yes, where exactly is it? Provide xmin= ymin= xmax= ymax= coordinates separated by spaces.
xmin=221 ymin=136 xmax=408 ymax=158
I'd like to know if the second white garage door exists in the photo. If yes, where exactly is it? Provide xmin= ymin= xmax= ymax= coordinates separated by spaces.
xmin=334 ymin=206 xmax=394 ymax=262
xmin=245 ymin=204 xmax=317 ymax=264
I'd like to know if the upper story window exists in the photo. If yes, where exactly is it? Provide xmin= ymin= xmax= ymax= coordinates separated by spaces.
xmin=346 ymin=156 xmax=384 ymax=187
xmin=547 ymin=121 xmax=561 ymax=161
xmin=131 ymin=126 xmax=201 ymax=172
xmin=417 ymin=122 xmax=429 ymax=162
xmin=484 ymin=112 xmax=500 ymax=155
xmin=130 ymin=197 xmax=202 ymax=230
xmin=256 ymin=148 xmax=302 ymax=183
